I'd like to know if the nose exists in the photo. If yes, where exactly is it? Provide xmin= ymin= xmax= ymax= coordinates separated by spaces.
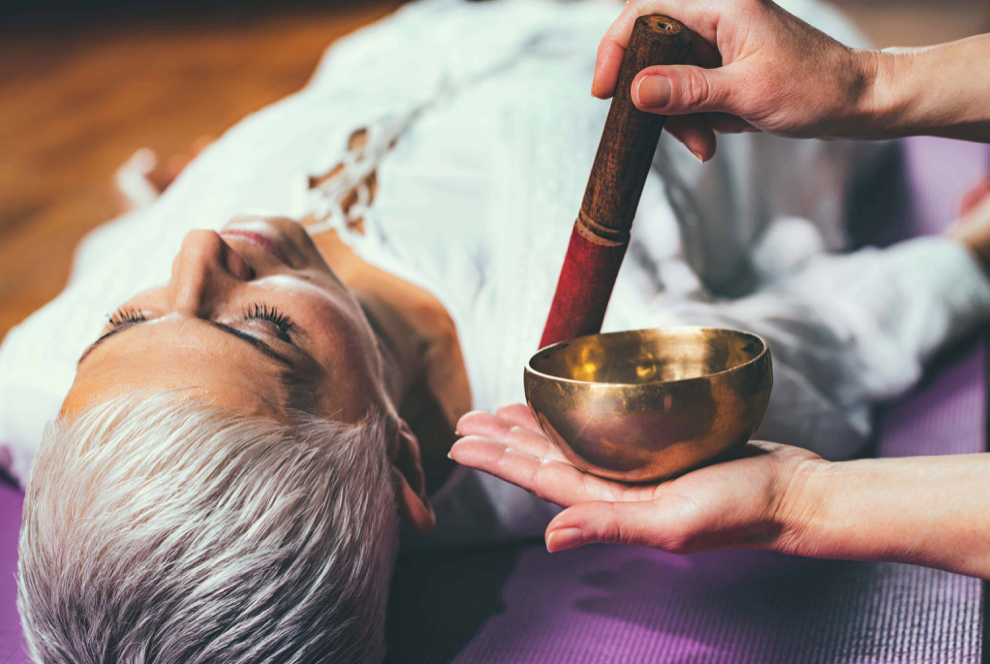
xmin=170 ymin=230 xmax=253 ymax=317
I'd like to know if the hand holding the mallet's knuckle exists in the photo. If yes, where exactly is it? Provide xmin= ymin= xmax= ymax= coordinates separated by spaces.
xmin=594 ymin=0 xmax=919 ymax=161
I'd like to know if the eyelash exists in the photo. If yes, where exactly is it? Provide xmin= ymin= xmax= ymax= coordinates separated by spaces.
xmin=106 ymin=304 xmax=295 ymax=339
xmin=108 ymin=307 xmax=146 ymax=328
xmin=243 ymin=303 xmax=295 ymax=338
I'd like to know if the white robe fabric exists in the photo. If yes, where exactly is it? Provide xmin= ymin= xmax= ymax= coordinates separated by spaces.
xmin=1 ymin=0 xmax=989 ymax=543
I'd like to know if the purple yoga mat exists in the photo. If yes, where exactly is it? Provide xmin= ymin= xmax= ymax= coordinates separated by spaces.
xmin=0 ymin=481 xmax=26 ymax=664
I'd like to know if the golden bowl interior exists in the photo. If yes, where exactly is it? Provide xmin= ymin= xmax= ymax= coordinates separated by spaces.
xmin=525 ymin=327 xmax=772 ymax=482
xmin=529 ymin=327 xmax=765 ymax=385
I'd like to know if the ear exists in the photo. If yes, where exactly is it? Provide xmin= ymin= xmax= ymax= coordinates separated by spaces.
xmin=388 ymin=419 xmax=435 ymax=535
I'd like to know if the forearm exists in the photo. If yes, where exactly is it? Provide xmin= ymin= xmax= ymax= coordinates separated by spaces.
xmin=780 ymin=454 xmax=990 ymax=579
xmin=864 ymin=34 xmax=990 ymax=141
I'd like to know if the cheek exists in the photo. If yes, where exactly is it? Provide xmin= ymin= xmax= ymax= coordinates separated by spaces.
xmin=302 ymin=295 xmax=381 ymax=374
xmin=265 ymin=275 xmax=381 ymax=375
xmin=316 ymin=308 xmax=381 ymax=374
xmin=305 ymin=307 xmax=387 ymax=422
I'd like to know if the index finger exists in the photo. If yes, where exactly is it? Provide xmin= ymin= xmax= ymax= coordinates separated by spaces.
xmin=593 ymin=0 xmax=721 ymax=99
xmin=494 ymin=403 xmax=542 ymax=434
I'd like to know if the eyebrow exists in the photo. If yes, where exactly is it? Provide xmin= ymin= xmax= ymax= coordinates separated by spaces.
xmin=78 ymin=319 xmax=296 ymax=368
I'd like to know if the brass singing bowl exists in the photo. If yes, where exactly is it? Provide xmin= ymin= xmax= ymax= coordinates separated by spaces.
xmin=525 ymin=327 xmax=773 ymax=483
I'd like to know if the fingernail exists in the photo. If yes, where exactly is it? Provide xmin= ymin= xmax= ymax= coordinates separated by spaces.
xmin=546 ymin=527 xmax=584 ymax=553
xmin=447 ymin=452 xmax=453 ymax=460
xmin=690 ymin=149 xmax=705 ymax=163
xmin=636 ymin=75 xmax=670 ymax=108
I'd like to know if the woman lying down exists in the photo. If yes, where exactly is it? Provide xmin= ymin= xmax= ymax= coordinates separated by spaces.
xmin=4 ymin=0 xmax=990 ymax=662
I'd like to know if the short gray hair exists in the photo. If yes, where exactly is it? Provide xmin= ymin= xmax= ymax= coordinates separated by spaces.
xmin=17 ymin=392 xmax=399 ymax=664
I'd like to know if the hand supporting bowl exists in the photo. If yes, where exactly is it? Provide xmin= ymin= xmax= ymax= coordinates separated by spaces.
xmin=525 ymin=327 xmax=773 ymax=483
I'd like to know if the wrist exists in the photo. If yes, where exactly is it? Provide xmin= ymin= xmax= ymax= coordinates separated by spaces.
xmin=767 ymin=453 xmax=990 ymax=578
xmin=847 ymin=48 xmax=899 ymax=138
xmin=774 ymin=457 xmax=901 ymax=561
xmin=769 ymin=456 xmax=841 ymax=557
xmin=774 ymin=456 xmax=975 ymax=569
xmin=859 ymin=36 xmax=990 ymax=142
xmin=858 ymin=47 xmax=928 ymax=139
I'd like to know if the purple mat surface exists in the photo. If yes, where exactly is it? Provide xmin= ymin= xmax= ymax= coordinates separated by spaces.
xmin=1 ymin=481 xmax=26 ymax=664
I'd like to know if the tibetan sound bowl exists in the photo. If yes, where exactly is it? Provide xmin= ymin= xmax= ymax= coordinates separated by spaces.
xmin=525 ymin=327 xmax=773 ymax=483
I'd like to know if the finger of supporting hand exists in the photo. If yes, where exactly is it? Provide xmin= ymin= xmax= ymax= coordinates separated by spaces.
xmin=448 ymin=437 xmax=628 ymax=507
xmin=545 ymin=500 xmax=690 ymax=553
xmin=456 ymin=410 xmax=564 ymax=461
xmin=457 ymin=410 xmax=513 ymax=437
xmin=494 ymin=403 xmax=542 ymax=433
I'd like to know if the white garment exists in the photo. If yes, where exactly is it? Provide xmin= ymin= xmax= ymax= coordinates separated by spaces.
xmin=1 ymin=0 xmax=989 ymax=545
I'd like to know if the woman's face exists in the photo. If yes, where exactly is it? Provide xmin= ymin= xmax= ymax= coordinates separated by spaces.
xmin=62 ymin=215 xmax=389 ymax=424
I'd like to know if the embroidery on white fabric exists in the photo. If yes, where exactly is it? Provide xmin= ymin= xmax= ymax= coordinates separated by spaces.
xmin=302 ymin=108 xmax=424 ymax=245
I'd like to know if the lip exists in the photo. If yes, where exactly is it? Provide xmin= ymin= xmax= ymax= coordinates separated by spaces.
xmin=220 ymin=229 xmax=289 ymax=264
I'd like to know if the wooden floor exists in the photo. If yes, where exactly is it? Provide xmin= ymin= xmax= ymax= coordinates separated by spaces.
xmin=0 ymin=2 xmax=400 ymax=338
xmin=0 ymin=0 xmax=987 ymax=340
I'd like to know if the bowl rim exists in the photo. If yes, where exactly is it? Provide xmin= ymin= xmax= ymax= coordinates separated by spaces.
xmin=526 ymin=326 xmax=769 ymax=387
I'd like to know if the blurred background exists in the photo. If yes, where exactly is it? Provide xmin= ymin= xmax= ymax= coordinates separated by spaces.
xmin=0 ymin=0 xmax=988 ymax=341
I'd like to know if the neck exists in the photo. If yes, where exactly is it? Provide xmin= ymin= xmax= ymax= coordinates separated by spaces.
xmin=360 ymin=292 xmax=458 ymax=492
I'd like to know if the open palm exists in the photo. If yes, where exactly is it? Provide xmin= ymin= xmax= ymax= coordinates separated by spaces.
xmin=451 ymin=405 xmax=823 ymax=554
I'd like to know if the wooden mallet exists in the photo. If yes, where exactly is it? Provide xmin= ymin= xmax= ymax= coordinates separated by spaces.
xmin=540 ymin=15 xmax=692 ymax=348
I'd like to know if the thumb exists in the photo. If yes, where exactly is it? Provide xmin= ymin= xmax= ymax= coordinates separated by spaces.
xmin=545 ymin=500 xmax=694 ymax=553
xmin=631 ymin=64 xmax=736 ymax=116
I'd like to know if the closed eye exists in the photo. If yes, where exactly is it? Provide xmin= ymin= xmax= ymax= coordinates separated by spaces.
xmin=108 ymin=307 xmax=147 ymax=329
xmin=79 ymin=316 xmax=149 ymax=365
xmin=78 ymin=315 xmax=296 ymax=368
xmin=241 ymin=303 xmax=295 ymax=341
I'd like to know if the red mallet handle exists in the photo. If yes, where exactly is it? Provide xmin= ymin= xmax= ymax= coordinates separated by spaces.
xmin=540 ymin=15 xmax=691 ymax=348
